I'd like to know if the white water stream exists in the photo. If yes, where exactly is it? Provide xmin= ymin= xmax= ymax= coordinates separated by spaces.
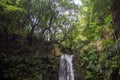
xmin=59 ymin=54 xmax=74 ymax=80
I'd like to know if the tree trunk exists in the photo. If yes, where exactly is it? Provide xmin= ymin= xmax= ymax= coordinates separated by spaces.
xmin=111 ymin=0 xmax=120 ymax=80
xmin=111 ymin=0 xmax=120 ymax=39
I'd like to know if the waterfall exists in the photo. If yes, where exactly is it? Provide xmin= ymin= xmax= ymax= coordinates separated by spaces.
xmin=59 ymin=54 xmax=74 ymax=80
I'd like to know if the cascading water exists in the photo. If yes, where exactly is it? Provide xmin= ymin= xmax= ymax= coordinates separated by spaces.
xmin=59 ymin=54 xmax=74 ymax=80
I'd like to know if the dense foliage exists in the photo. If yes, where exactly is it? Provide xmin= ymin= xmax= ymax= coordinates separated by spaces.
xmin=0 ymin=0 xmax=120 ymax=80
